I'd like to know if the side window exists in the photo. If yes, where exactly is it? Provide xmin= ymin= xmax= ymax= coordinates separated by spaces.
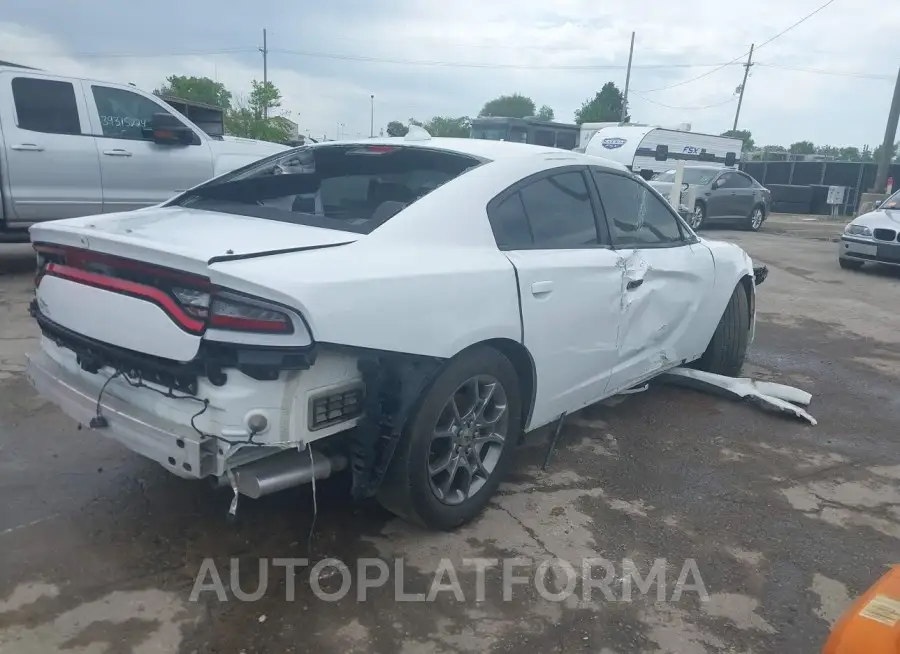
xmin=91 ymin=85 xmax=178 ymax=141
xmin=11 ymin=77 xmax=81 ymax=135
xmin=715 ymin=172 xmax=738 ymax=189
xmin=591 ymin=170 xmax=683 ymax=247
xmin=488 ymin=192 xmax=533 ymax=249
xmin=556 ymin=131 xmax=577 ymax=150
xmin=533 ymin=129 xmax=555 ymax=147
xmin=519 ymin=171 xmax=599 ymax=248
xmin=732 ymin=173 xmax=753 ymax=188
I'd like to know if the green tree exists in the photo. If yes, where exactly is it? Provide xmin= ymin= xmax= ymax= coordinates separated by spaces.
xmin=838 ymin=146 xmax=861 ymax=161
xmin=224 ymin=80 xmax=292 ymax=143
xmin=154 ymin=75 xmax=232 ymax=109
xmin=479 ymin=93 xmax=536 ymax=119
xmin=720 ymin=129 xmax=754 ymax=151
xmin=386 ymin=120 xmax=409 ymax=137
xmin=762 ymin=145 xmax=787 ymax=153
xmin=536 ymin=105 xmax=555 ymax=121
xmin=789 ymin=140 xmax=816 ymax=155
xmin=872 ymin=141 xmax=900 ymax=164
xmin=422 ymin=116 xmax=471 ymax=138
xmin=574 ymin=82 xmax=628 ymax=124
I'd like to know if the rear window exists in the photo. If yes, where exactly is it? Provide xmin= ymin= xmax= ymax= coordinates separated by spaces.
xmin=174 ymin=145 xmax=482 ymax=233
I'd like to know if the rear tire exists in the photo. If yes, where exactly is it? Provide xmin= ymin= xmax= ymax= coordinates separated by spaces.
xmin=839 ymin=257 xmax=864 ymax=270
xmin=376 ymin=346 xmax=522 ymax=530
xmin=695 ymin=284 xmax=751 ymax=377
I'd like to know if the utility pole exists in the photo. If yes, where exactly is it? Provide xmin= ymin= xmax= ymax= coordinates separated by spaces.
xmin=370 ymin=94 xmax=375 ymax=137
xmin=260 ymin=28 xmax=268 ymax=119
xmin=732 ymin=43 xmax=754 ymax=131
xmin=874 ymin=65 xmax=900 ymax=193
xmin=621 ymin=31 xmax=635 ymax=123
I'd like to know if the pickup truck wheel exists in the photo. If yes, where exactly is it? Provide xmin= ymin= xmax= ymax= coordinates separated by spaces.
xmin=694 ymin=284 xmax=750 ymax=377
xmin=376 ymin=346 xmax=521 ymax=530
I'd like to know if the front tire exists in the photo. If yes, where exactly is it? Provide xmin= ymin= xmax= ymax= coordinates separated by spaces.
xmin=691 ymin=202 xmax=706 ymax=230
xmin=695 ymin=284 xmax=751 ymax=377
xmin=746 ymin=205 xmax=765 ymax=231
xmin=376 ymin=346 xmax=522 ymax=530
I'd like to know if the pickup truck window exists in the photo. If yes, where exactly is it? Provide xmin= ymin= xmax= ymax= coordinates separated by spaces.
xmin=12 ymin=77 xmax=81 ymax=135
xmin=91 ymin=85 xmax=179 ymax=142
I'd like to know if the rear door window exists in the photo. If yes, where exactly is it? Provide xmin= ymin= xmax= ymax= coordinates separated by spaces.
xmin=12 ymin=77 xmax=82 ymax=135
xmin=591 ymin=169 xmax=684 ymax=247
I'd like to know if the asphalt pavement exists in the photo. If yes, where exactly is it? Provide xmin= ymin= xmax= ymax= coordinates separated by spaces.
xmin=1 ymin=222 xmax=899 ymax=653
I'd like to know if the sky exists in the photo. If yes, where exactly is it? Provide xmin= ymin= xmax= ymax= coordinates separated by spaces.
xmin=2 ymin=0 xmax=899 ymax=148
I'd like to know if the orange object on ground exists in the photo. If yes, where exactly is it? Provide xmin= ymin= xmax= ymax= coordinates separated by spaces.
xmin=823 ymin=565 xmax=900 ymax=653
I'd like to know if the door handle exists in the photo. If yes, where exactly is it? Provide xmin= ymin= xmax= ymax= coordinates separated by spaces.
xmin=102 ymin=149 xmax=132 ymax=157
xmin=11 ymin=143 xmax=44 ymax=151
xmin=626 ymin=279 xmax=644 ymax=291
xmin=531 ymin=281 xmax=554 ymax=297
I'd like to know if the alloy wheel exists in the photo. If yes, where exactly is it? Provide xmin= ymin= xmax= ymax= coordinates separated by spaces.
xmin=691 ymin=205 xmax=704 ymax=229
xmin=751 ymin=207 xmax=764 ymax=230
xmin=427 ymin=375 xmax=509 ymax=505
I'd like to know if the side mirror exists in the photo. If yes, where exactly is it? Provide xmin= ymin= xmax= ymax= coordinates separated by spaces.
xmin=875 ymin=200 xmax=883 ymax=208
xmin=142 ymin=113 xmax=194 ymax=145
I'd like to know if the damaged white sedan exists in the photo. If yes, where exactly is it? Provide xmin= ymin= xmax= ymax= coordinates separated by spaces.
xmin=26 ymin=133 xmax=764 ymax=530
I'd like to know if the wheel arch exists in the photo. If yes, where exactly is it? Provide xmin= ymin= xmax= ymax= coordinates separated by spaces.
xmin=462 ymin=337 xmax=536 ymax=440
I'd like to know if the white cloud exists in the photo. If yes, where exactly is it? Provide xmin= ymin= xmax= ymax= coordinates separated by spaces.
xmin=2 ymin=0 xmax=900 ymax=147
xmin=0 ymin=22 xmax=432 ymax=140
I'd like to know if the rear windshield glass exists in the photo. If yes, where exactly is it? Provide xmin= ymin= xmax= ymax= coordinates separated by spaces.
xmin=172 ymin=145 xmax=483 ymax=233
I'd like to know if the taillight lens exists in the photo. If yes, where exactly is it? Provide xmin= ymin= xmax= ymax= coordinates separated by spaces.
xmin=172 ymin=287 xmax=292 ymax=333
xmin=208 ymin=296 xmax=293 ymax=333
xmin=172 ymin=287 xmax=211 ymax=319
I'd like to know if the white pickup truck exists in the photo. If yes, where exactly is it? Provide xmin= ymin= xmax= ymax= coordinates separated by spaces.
xmin=0 ymin=64 xmax=288 ymax=236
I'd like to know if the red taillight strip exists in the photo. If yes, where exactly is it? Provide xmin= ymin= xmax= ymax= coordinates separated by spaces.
xmin=32 ymin=243 xmax=212 ymax=288
xmin=209 ymin=314 xmax=290 ymax=333
xmin=44 ymin=263 xmax=206 ymax=335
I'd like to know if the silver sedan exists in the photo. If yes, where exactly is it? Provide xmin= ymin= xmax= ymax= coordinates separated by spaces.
xmin=839 ymin=189 xmax=900 ymax=269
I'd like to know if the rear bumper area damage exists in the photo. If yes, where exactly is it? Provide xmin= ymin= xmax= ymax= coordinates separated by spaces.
xmin=27 ymin=348 xmax=219 ymax=479
xmin=26 ymin=303 xmax=443 ymax=500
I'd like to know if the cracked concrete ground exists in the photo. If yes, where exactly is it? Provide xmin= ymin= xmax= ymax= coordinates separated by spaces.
xmin=1 ymin=228 xmax=899 ymax=653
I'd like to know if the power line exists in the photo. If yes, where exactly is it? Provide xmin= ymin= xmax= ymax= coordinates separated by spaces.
xmin=629 ymin=91 xmax=737 ymax=111
xmin=635 ymin=0 xmax=837 ymax=93
xmin=755 ymin=62 xmax=895 ymax=80
xmin=753 ymin=0 xmax=837 ymax=52
xmin=0 ymin=47 xmax=256 ymax=60
xmin=268 ymin=48 xmax=737 ymax=71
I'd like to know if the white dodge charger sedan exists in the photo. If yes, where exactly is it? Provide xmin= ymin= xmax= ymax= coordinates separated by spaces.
xmin=26 ymin=133 xmax=762 ymax=530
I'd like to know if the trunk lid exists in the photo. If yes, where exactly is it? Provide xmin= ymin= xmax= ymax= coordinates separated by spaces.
xmin=30 ymin=206 xmax=354 ymax=362
xmin=30 ymin=206 xmax=358 ymax=275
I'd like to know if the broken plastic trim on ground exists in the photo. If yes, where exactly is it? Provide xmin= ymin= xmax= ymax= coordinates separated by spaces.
xmin=660 ymin=367 xmax=817 ymax=425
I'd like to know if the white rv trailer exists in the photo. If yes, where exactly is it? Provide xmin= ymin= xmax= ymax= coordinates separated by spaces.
xmin=582 ymin=124 xmax=743 ymax=179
